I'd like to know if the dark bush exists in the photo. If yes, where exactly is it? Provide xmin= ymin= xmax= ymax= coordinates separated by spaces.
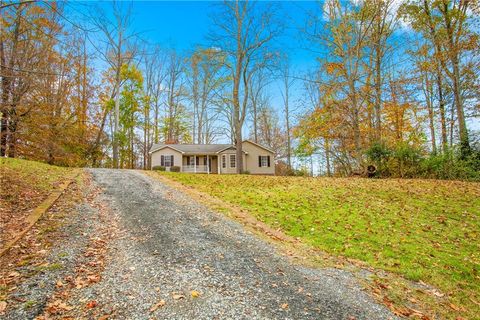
xmin=170 ymin=166 xmax=181 ymax=172
xmin=391 ymin=143 xmax=423 ymax=178
xmin=152 ymin=166 xmax=166 ymax=171
xmin=419 ymin=147 xmax=480 ymax=181
xmin=365 ymin=142 xmax=392 ymax=176
xmin=364 ymin=141 xmax=480 ymax=181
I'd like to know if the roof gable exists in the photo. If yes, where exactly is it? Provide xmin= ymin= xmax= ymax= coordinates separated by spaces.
xmin=149 ymin=145 xmax=185 ymax=154
xmin=150 ymin=141 xmax=274 ymax=154
xmin=242 ymin=140 xmax=275 ymax=153
xmin=150 ymin=143 xmax=232 ymax=154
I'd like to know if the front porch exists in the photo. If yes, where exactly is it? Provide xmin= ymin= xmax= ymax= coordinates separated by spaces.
xmin=181 ymin=155 xmax=218 ymax=174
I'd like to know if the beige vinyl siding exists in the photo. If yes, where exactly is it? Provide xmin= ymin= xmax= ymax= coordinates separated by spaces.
xmin=218 ymin=148 xmax=247 ymax=174
xmin=151 ymin=147 xmax=183 ymax=169
xmin=242 ymin=141 xmax=275 ymax=175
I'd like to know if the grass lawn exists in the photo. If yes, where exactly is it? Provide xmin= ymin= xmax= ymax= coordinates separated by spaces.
xmin=0 ymin=158 xmax=76 ymax=245
xmin=156 ymin=172 xmax=480 ymax=319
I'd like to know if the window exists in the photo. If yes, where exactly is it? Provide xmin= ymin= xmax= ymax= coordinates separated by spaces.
xmin=164 ymin=155 xmax=173 ymax=167
xmin=222 ymin=155 xmax=226 ymax=168
xmin=258 ymin=155 xmax=270 ymax=167
xmin=230 ymin=154 xmax=236 ymax=168
xmin=161 ymin=155 xmax=174 ymax=167
xmin=188 ymin=156 xmax=200 ymax=166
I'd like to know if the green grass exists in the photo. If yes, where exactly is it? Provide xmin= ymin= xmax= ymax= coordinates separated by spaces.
xmin=0 ymin=158 xmax=77 ymax=246
xmin=23 ymin=300 xmax=36 ymax=309
xmin=0 ymin=157 xmax=73 ymax=193
xmin=34 ymin=262 xmax=63 ymax=272
xmin=157 ymin=172 xmax=480 ymax=319
xmin=0 ymin=157 xmax=75 ymax=212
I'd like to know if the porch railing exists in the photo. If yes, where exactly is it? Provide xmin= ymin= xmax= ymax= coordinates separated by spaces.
xmin=182 ymin=165 xmax=209 ymax=173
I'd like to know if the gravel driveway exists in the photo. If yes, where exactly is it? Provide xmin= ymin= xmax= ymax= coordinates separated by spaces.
xmin=72 ymin=169 xmax=394 ymax=320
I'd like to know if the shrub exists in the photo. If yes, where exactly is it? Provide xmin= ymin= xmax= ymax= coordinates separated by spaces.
xmin=152 ymin=166 xmax=166 ymax=171
xmin=365 ymin=142 xmax=392 ymax=176
xmin=391 ymin=143 xmax=423 ymax=178
xmin=170 ymin=166 xmax=181 ymax=172
xmin=419 ymin=147 xmax=480 ymax=181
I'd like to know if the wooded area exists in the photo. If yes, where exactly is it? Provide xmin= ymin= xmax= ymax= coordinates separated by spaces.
xmin=1 ymin=0 xmax=479 ymax=179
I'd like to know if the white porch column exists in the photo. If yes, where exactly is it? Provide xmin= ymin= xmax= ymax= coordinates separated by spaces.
xmin=217 ymin=155 xmax=221 ymax=174
xmin=207 ymin=155 xmax=210 ymax=174
xmin=194 ymin=155 xmax=197 ymax=173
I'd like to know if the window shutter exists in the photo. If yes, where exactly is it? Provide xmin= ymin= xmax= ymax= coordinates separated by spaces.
xmin=258 ymin=156 xmax=262 ymax=167
xmin=170 ymin=155 xmax=174 ymax=166
xmin=161 ymin=155 xmax=165 ymax=166
xmin=196 ymin=156 xmax=199 ymax=165
xmin=267 ymin=156 xmax=271 ymax=167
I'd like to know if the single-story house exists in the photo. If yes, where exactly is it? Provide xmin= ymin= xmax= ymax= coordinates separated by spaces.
xmin=149 ymin=140 xmax=275 ymax=175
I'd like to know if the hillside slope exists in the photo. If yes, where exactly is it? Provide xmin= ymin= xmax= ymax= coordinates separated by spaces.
xmin=155 ymin=172 xmax=480 ymax=319
xmin=0 ymin=158 xmax=75 ymax=246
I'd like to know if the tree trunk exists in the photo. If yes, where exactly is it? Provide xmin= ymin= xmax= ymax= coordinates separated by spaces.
xmin=7 ymin=116 xmax=16 ymax=158
xmin=374 ymin=44 xmax=382 ymax=140
xmin=325 ymin=137 xmax=331 ymax=177
xmin=452 ymin=57 xmax=469 ymax=156
xmin=427 ymin=101 xmax=436 ymax=155
xmin=436 ymin=72 xmax=448 ymax=153
xmin=0 ymin=35 xmax=9 ymax=157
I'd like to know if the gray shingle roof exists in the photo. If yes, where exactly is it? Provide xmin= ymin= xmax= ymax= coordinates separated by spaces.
xmin=150 ymin=143 xmax=233 ymax=154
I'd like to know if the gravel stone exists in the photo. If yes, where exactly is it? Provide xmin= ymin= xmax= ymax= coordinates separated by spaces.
xmin=4 ymin=184 xmax=99 ymax=319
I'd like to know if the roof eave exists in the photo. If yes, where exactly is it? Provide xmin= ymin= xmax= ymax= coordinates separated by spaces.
xmin=149 ymin=145 xmax=185 ymax=154
xmin=242 ymin=140 xmax=275 ymax=153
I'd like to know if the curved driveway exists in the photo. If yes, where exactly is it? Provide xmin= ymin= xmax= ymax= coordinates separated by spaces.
xmin=88 ymin=169 xmax=395 ymax=320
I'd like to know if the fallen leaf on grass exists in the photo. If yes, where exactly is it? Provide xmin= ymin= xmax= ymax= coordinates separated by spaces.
xmin=86 ymin=300 xmax=97 ymax=309
xmin=172 ymin=294 xmax=185 ymax=300
xmin=428 ymin=289 xmax=444 ymax=298
xmin=449 ymin=303 xmax=458 ymax=311
xmin=281 ymin=303 xmax=289 ymax=310
xmin=190 ymin=290 xmax=200 ymax=298
xmin=0 ymin=301 xmax=7 ymax=313
xmin=149 ymin=300 xmax=166 ymax=312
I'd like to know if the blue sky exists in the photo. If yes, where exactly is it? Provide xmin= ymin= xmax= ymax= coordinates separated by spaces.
xmin=67 ymin=1 xmax=322 ymax=69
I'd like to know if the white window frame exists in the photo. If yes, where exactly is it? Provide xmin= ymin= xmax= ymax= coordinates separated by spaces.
xmin=188 ymin=156 xmax=195 ymax=166
xmin=164 ymin=154 xmax=173 ymax=167
xmin=260 ymin=155 xmax=268 ymax=167
xmin=229 ymin=154 xmax=236 ymax=168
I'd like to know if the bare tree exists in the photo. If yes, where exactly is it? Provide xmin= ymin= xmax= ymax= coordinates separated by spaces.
xmin=187 ymin=48 xmax=226 ymax=144
xmin=90 ymin=1 xmax=139 ymax=168
xmin=143 ymin=46 xmax=167 ymax=167
xmin=209 ymin=0 xmax=281 ymax=173
xmin=164 ymin=49 xmax=188 ymax=143
xmin=279 ymin=60 xmax=295 ymax=169
xmin=368 ymin=0 xmax=396 ymax=141
xmin=248 ymin=70 xmax=270 ymax=143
